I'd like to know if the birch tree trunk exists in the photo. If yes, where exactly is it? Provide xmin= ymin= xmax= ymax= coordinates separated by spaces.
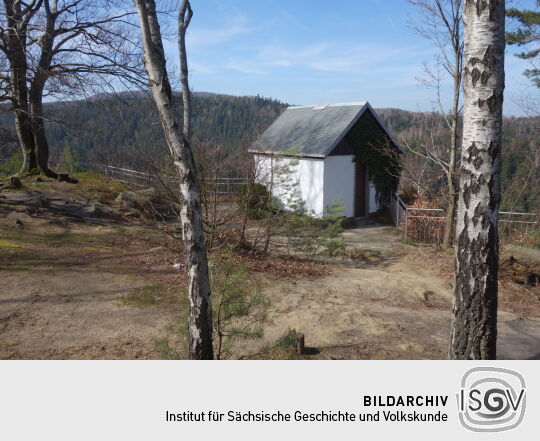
xmin=448 ymin=0 xmax=505 ymax=360
xmin=178 ymin=1 xmax=191 ymax=142
xmin=134 ymin=0 xmax=213 ymax=359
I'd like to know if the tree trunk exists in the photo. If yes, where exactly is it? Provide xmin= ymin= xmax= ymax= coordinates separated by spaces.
xmin=12 ymin=66 xmax=37 ymax=175
xmin=29 ymin=0 xmax=58 ymax=179
xmin=443 ymin=174 xmax=457 ymax=247
xmin=29 ymin=95 xmax=57 ymax=178
xmin=4 ymin=0 xmax=39 ymax=176
xmin=134 ymin=0 xmax=213 ymax=360
xmin=178 ymin=2 xmax=192 ymax=142
xmin=443 ymin=63 xmax=461 ymax=248
xmin=14 ymin=105 xmax=38 ymax=176
xmin=443 ymin=4 xmax=463 ymax=249
xmin=448 ymin=0 xmax=505 ymax=360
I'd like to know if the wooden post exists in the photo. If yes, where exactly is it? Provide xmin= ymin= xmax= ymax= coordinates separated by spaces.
xmin=295 ymin=332 xmax=305 ymax=355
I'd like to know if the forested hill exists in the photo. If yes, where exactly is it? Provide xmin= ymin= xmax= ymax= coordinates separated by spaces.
xmin=0 ymin=93 xmax=287 ymax=172
xmin=0 ymin=93 xmax=538 ymax=211
xmin=47 ymin=93 xmax=287 ymax=168
xmin=376 ymin=108 xmax=539 ymax=212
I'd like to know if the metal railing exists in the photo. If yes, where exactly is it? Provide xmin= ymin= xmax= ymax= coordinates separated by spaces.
xmin=54 ymin=161 xmax=248 ymax=196
xmin=499 ymin=212 xmax=540 ymax=247
xmin=390 ymin=193 xmax=540 ymax=248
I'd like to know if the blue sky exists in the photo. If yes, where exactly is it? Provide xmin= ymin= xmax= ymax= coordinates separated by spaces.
xmin=164 ymin=0 xmax=539 ymax=116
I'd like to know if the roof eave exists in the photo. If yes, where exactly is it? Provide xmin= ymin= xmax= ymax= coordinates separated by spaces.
xmin=248 ymin=149 xmax=326 ymax=159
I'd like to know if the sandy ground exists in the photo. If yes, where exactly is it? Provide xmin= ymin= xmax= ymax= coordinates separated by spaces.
xmin=253 ymin=224 xmax=540 ymax=360
xmin=0 ymin=188 xmax=185 ymax=359
xmin=0 ymin=220 xmax=181 ymax=359
xmin=1 ymin=184 xmax=539 ymax=359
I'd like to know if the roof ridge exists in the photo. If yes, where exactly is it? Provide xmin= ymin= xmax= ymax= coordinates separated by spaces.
xmin=288 ymin=101 xmax=367 ymax=110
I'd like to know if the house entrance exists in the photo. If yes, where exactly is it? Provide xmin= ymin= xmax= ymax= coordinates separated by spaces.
xmin=354 ymin=161 xmax=366 ymax=217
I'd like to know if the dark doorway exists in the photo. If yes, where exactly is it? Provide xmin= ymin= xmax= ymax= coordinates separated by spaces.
xmin=354 ymin=161 xmax=366 ymax=217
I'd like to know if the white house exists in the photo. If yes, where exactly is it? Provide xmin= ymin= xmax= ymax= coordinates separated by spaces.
xmin=249 ymin=102 xmax=402 ymax=218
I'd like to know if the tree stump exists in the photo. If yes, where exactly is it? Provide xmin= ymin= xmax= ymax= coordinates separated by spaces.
xmin=9 ymin=176 xmax=22 ymax=189
xmin=295 ymin=332 xmax=305 ymax=355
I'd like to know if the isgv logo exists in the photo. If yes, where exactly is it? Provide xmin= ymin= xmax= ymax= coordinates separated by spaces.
xmin=458 ymin=367 xmax=526 ymax=432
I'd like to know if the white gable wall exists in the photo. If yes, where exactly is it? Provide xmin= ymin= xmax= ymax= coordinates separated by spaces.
xmin=254 ymin=154 xmax=325 ymax=217
xmin=254 ymin=154 xmax=381 ymax=218
xmin=323 ymin=156 xmax=355 ymax=217
xmin=323 ymin=156 xmax=380 ymax=216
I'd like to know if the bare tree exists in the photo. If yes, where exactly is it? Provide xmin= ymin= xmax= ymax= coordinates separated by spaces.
xmin=0 ymin=0 xmax=142 ymax=177
xmin=448 ymin=0 xmax=505 ymax=360
xmin=408 ymin=0 xmax=464 ymax=247
xmin=1 ymin=0 xmax=42 ymax=175
xmin=133 ymin=0 xmax=213 ymax=359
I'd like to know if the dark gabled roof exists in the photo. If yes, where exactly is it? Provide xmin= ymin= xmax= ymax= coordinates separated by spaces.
xmin=249 ymin=101 xmax=402 ymax=158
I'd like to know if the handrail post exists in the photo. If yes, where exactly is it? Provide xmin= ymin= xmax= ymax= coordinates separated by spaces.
xmin=395 ymin=194 xmax=399 ymax=230
xmin=404 ymin=207 xmax=408 ymax=241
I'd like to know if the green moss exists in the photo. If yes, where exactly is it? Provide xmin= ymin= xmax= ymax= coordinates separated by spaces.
xmin=1 ymin=232 xmax=50 ymax=244
xmin=70 ymin=171 xmax=128 ymax=204
xmin=0 ymin=240 xmax=22 ymax=248
xmin=120 ymin=283 xmax=168 ymax=307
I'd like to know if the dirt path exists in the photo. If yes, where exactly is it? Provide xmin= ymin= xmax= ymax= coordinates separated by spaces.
xmin=255 ymin=223 xmax=540 ymax=359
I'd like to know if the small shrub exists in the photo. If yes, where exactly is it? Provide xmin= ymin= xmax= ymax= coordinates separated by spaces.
xmin=285 ymin=199 xmax=346 ymax=255
xmin=530 ymin=230 xmax=540 ymax=249
xmin=154 ymin=338 xmax=183 ymax=360
xmin=320 ymin=199 xmax=346 ymax=255
xmin=250 ymin=329 xmax=307 ymax=360
xmin=237 ymin=183 xmax=271 ymax=219
xmin=211 ymin=257 xmax=269 ymax=359
xmin=524 ymin=228 xmax=540 ymax=249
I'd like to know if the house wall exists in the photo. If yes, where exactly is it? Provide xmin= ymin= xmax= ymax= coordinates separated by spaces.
xmin=323 ymin=157 xmax=380 ymax=217
xmin=254 ymin=154 xmax=381 ymax=218
xmin=323 ymin=156 xmax=355 ymax=217
xmin=254 ymin=154 xmax=325 ymax=217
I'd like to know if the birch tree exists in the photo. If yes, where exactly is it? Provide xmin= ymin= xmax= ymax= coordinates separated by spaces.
xmin=133 ymin=0 xmax=213 ymax=359
xmin=407 ymin=0 xmax=464 ymax=248
xmin=448 ymin=0 xmax=505 ymax=360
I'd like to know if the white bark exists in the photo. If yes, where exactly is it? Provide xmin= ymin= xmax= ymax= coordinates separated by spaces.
xmin=134 ymin=0 xmax=213 ymax=359
xmin=449 ymin=0 xmax=505 ymax=360
xmin=178 ymin=0 xmax=192 ymax=142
